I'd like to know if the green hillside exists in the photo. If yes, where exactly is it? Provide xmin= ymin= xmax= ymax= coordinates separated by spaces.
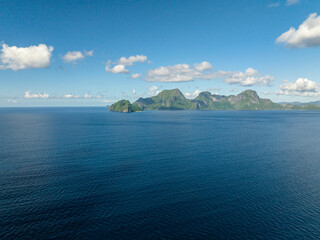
xmin=108 ymin=100 xmax=142 ymax=112
xmin=109 ymin=89 xmax=320 ymax=112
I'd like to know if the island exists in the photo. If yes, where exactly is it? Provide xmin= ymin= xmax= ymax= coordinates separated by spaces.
xmin=108 ymin=89 xmax=320 ymax=112
xmin=108 ymin=100 xmax=142 ymax=113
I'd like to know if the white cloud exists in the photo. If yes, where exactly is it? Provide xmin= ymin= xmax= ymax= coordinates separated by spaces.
xmin=62 ymin=51 xmax=84 ymax=62
xmin=106 ymin=55 xmax=148 ymax=74
xmin=119 ymin=55 xmax=147 ymax=66
xmin=280 ymin=78 xmax=318 ymax=92
xmin=193 ymin=61 xmax=212 ymax=71
xmin=105 ymin=62 xmax=129 ymax=74
xmin=276 ymin=78 xmax=319 ymax=97
xmin=64 ymin=94 xmax=75 ymax=98
xmin=146 ymin=64 xmax=202 ymax=82
xmin=62 ymin=50 xmax=93 ymax=63
xmin=0 ymin=43 xmax=53 ymax=71
xmin=276 ymin=90 xmax=319 ymax=97
xmin=7 ymin=99 xmax=17 ymax=103
xmin=276 ymin=13 xmax=320 ymax=48
xmin=131 ymin=73 xmax=142 ymax=79
xmin=22 ymin=92 xmax=101 ymax=99
xmin=133 ymin=89 xmax=136 ymax=95
xmin=223 ymin=68 xmax=274 ymax=86
xmin=286 ymin=0 xmax=299 ymax=6
xmin=185 ymin=89 xmax=201 ymax=99
xmin=146 ymin=62 xmax=272 ymax=86
xmin=24 ymin=90 xmax=49 ymax=99
xmin=62 ymin=93 xmax=95 ymax=99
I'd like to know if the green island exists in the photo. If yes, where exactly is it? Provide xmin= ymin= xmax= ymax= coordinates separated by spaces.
xmin=108 ymin=89 xmax=320 ymax=112
xmin=108 ymin=100 xmax=142 ymax=112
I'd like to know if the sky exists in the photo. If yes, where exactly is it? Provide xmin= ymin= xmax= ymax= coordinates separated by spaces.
xmin=1 ymin=0 xmax=320 ymax=106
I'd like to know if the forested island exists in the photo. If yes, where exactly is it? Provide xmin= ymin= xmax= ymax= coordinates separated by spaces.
xmin=109 ymin=89 xmax=320 ymax=112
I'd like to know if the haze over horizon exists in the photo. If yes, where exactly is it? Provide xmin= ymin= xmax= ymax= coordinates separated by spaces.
xmin=1 ymin=0 xmax=320 ymax=106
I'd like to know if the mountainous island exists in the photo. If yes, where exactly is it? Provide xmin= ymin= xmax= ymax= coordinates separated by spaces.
xmin=108 ymin=89 xmax=320 ymax=112
xmin=108 ymin=100 xmax=142 ymax=112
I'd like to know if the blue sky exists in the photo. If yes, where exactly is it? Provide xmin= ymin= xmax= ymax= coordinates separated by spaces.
xmin=1 ymin=0 xmax=320 ymax=106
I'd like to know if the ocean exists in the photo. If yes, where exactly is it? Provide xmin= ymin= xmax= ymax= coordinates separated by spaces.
xmin=1 ymin=107 xmax=320 ymax=239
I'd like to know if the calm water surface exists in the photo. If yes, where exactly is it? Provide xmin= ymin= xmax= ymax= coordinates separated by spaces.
xmin=1 ymin=108 xmax=320 ymax=239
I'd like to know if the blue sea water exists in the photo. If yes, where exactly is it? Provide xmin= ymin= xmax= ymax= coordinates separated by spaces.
xmin=1 ymin=107 xmax=320 ymax=239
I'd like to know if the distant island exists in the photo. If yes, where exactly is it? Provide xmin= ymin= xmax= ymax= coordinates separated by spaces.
xmin=108 ymin=89 xmax=320 ymax=112
xmin=108 ymin=100 xmax=142 ymax=112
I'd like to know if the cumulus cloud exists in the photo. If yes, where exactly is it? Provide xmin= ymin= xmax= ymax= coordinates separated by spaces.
xmin=105 ymin=60 xmax=129 ymax=74
xmin=146 ymin=64 xmax=202 ymax=82
xmin=107 ymin=64 xmax=129 ymax=73
xmin=286 ymin=0 xmax=299 ymax=6
xmin=0 ymin=43 xmax=53 ymax=71
xmin=193 ymin=61 xmax=212 ymax=71
xmin=185 ymin=89 xmax=201 ymax=99
xmin=276 ymin=13 xmax=320 ymax=48
xmin=62 ymin=50 xmax=93 ymax=63
xmin=119 ymin=55 xmax=147 ymax=66
xmin=146 ymin=62 xmax=273 ymax=86
xmin=62 ymin=51 xmax=84 ymax=62
xmin=106 ymin=55 xmax=148 ymax=74
xmin=131 ymin=73 xmax=142 ymax=79
xmin=132 ymin=89 xmax=136 ymax=95
xmin=276 ymin=78 xmax=319 ymax=96
xmin=280 ymin=78 xmax=318 ymax=92
xmin=24 ymin=90 xmax=49 ymax=99
xmin=222 ymin=68 xmax=274 ymax=86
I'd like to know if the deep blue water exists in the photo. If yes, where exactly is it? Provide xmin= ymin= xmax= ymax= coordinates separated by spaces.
xmin=1 ymin=108 xmax=320 ymax=239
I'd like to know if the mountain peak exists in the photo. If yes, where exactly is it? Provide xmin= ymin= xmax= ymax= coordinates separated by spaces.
xmin=156 ymin=88 xmax=186 ymax=100
xmin=157 ymin=88 xmax=184 ymax=96
xmin=197 ymin=91 xmax=212 ymax=97
xmin=240 ymin=89 xmax=258 ymax=95
xmin=238 ymin=90 xmax=259 ymax=101
xmin=239 ymin=89 xmax=258 ymax=96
